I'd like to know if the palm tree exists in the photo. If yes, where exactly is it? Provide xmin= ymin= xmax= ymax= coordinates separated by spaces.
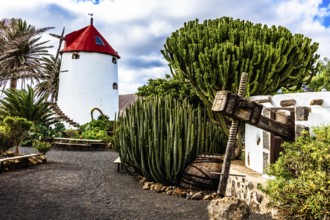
xmin=0 ymin=86 xmax=57 ymax=126
xmin=0 ymin=18 xmax=54 ymax=89
xmin=35 ymin=56 xmax=61 ymax=102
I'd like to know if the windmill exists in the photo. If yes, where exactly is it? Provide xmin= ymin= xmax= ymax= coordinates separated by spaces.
xmin=56 ymin=17 xmax=120 ymax=125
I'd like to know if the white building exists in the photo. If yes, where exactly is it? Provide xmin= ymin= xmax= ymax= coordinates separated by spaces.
xmin=57 ymin=19 xmax=120 ymax=125
xmin=245 ymin=92 xmax=330 ymax=174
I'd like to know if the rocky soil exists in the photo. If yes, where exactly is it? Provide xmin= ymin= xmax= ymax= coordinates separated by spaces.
xmin=0 ymin=147 xmax=209 ymax=220
xmin=0 ymin=147 xmax=272 ymax=220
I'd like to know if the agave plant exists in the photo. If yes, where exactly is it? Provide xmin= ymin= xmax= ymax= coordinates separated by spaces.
xmin=0 ymin=86 xmax=57 ymax=126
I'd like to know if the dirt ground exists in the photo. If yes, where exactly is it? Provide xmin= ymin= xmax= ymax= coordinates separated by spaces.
xmin=0 ymin=147 xmax=273 ymax=220
xmin=0 ymin=147 xmax=210 ymax=220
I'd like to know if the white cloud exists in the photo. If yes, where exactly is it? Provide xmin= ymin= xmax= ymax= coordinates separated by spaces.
xmin=148 ymin=20 xmax=174 ymax=38
xmin=275 ymin=0 xmax=321 ymax=25
xmin=1 ymin=0 xmax=330 ymax=94
xmin=119 ymin=66 xmax=168 ymax=94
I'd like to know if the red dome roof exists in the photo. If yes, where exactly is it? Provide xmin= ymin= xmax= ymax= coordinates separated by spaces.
xmin=61 ymin=25 xmax=120 ymax=58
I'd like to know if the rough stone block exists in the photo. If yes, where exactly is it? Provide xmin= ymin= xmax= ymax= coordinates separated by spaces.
xmin=191 ymin=191 xmax=204 ymax=200
xmin=295 ymin=106 xmax=310 ymax=121
xmin=295 ymin=125 xmax=310 ymax=137
xmin=280 ymin=99 xmax=296 ymax=107
xmin=262 ymin=108 xmax=270 ymax=117
xmin=153 ymin=183 xmax=163 ymax=193
xmin=263 ymin=131 xmax=269 ymax=150
xmin=263 ymin=152 xmax=269 ymax=173
xmin=247 ymin=182 xmax=254 ymax=190
xmin=207 ymin=197 xmax=250 ymax=220
xmin=309 ymin=99 xmax=323 ymax=105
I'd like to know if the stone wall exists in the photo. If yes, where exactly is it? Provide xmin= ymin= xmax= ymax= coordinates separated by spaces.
xmin=224 ymin=175 xmax=278 ymax=218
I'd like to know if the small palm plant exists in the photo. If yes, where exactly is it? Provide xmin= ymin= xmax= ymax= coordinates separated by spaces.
xmin=0 ymin=86 xmax=57 ymax=126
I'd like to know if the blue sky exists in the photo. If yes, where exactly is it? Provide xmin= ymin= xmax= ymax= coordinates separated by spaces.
xmin=317 ymin=0 xmax=330 ymax=26
xmin=1 ymin=0 xmax=330 ymax=94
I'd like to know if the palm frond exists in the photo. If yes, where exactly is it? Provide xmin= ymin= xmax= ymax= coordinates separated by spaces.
xmin=0 ymin=18 xmax=54 ymax=89
xmin=0 ymin=86 xmax=57 ymax=126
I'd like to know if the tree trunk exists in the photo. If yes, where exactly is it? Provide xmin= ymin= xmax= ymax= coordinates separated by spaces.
xmin=15 ymin=144 xmax=20 ymax=156
xmin=10 ymin=79 xmax=17 ymax=89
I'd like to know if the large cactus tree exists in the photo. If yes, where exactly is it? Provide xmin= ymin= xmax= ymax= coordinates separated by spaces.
xmin=161 ymin=17 xmax=320 ymax=153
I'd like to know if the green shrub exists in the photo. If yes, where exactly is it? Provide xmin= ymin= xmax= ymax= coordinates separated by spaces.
xmin=0 ymin=125 xmax=14 ymax=153
xmin=80 ymin=115 xmax=114 ymax=134
xmin=33 ymin=140 xmax=52 ymax=155
xmin=23 ymin=122 xmax=65 ymax=146
xmin=79 ymin=115 xmax=114 ymax=142
xmin=264 ymin=126 xmax=330 ymax=219
xmin=3 ymin=116 xmax=34 ymax=155
xmin=116 ymin=96 xmax=226 ymax=185
xmin=80 ymin=129 xmax=112 ymax=142
xmin=63 ymin=129 xmax=80 ymax=138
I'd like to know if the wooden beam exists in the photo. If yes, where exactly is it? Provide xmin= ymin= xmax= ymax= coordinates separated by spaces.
xmin=212 ymin=91 xmax=293 ymax=139
xmin=49 ymin=33 xmax=65 ymax=40
xmin=210 ymin=172 xmax=246 ymax=178
xmin=257 ymin=115 xmax=292 ymax=139
xmin=216 ymin=72 xmax=249 ymax=197
xmin=212 ymin=91 xmax=264 ymax=125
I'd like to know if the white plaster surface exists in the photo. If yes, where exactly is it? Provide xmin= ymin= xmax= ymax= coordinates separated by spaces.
xmin=245 ymin=92 xmax=330 ymax=173
xmin=57 ymin=52 xmax=119 ymax=125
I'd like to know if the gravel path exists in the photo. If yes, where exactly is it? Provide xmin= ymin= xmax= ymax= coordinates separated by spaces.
xmin=0 ymin=147 xmax=209 ymax=220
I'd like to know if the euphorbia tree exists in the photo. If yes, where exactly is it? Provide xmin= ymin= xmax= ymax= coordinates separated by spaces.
xmin=308 ymin=57 xmax=330 ymax=91
xmin=161 ymin=17 xmax=320 ymax=155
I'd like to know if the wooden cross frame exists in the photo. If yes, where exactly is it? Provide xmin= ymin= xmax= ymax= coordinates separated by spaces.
xmin=212 ymin=91 xmax=294 ymax=139
xmin=49 ymin=27 xmax=65 ymax=102
xmin=212 ymin=72 xmax=294 ymax=196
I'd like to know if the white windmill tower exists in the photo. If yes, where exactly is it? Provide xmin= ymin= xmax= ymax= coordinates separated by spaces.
xmin=57 ymin=16 xmax=120 ymax=126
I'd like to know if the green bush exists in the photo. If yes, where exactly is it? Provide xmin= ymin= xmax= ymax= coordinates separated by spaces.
xmin=0 ymin=125 xmax=14 ymax=153
xmin=79 ymin=115 xmax=114 ymax=142
xmin=264 ymin=126 xmax=330 ymax=219
xmin=23 ymin=122 xmax=65 ymax=146
xmin=33 ymin=140 xmax=52 ymax=155
xmin=63 ymin=129 xmax=80 ymax=138
xmin=116 ymin=96 xmax=226 ymax=185
xmin=3 ymin=116 xmax=34 ymax=155
xmin=80 ymin=129 xmax=112 ymax=142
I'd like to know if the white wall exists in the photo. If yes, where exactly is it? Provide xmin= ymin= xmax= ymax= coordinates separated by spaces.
xmin=271 ymin=92 xmax=330 ymax=129
xmin=245 ymin=96 xmax=271 ymax=173
xmin=245 ymin=125 xmax=264 ymax=173
xmin=57 ymin=52 xmax=118 ymax=125
xmin=245 ymin=92 xmax=330 ymax=174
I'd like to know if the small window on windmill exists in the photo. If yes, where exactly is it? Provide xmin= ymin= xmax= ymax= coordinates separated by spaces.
xmin=112 ymin=57 xmax=117 ymax=64
xmin=72 ymin=53 xmax=80 ymax=59
xmin=95 ymin=36 xmax=105 ymax=46
xmin=113 ymin=83 xmax=118 ymax=90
